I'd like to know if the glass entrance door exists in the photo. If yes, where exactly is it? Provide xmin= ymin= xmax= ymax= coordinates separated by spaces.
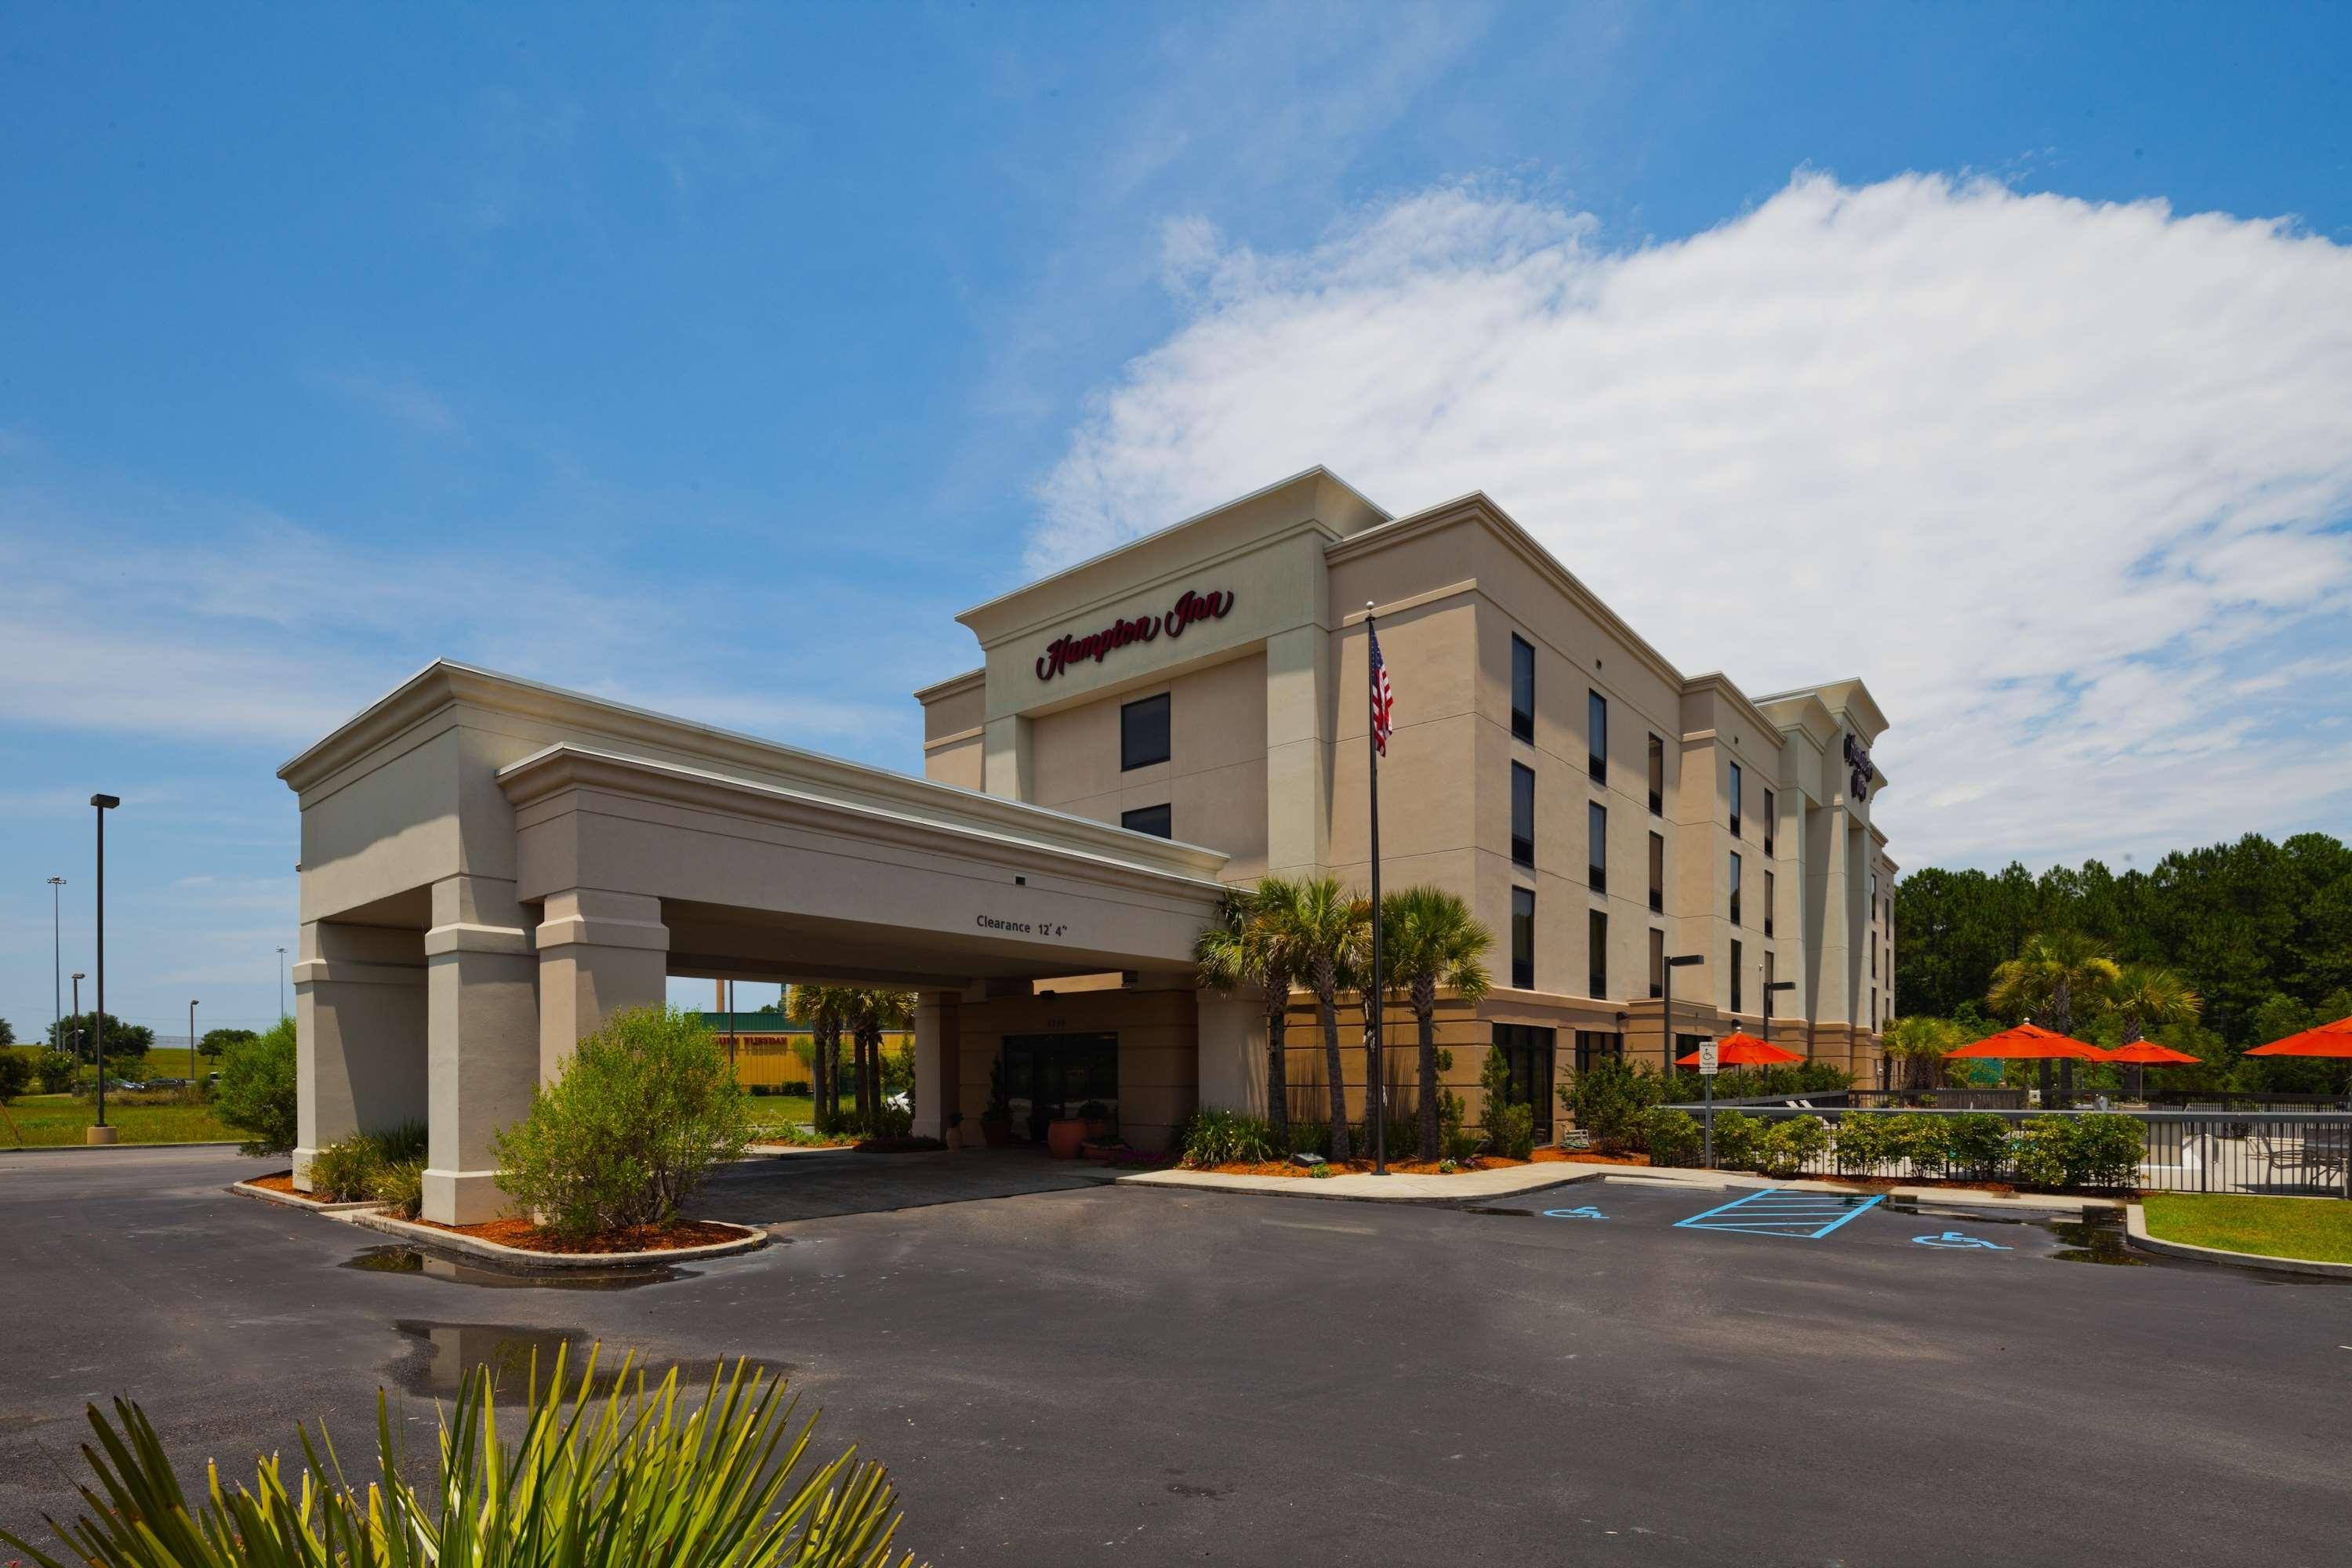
xmin=1493 ymin=1024 xmax=1558 ymax=1139
xmin=1000 ymin=1033 xmax=1119 ymax=1142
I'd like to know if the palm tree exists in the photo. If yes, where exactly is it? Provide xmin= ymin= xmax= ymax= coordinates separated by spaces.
xmin=1988 ymin=931 xmax=2122 ymax=1105
xmin=1268 ymin=877 xmax=1370 ymax=1162
xmin=1377 ymin=886 xmax=1493 ymax=1162
xmin=2107 ymin=962 xmax=2201 ymax=1098
xmin=786 ymin=984 xmax=854 ymax=1130
xmin=848 ymin=989 xmax=916 ymax=1128
xmin=1195 ymin=878 xmax=1303 ymax=1145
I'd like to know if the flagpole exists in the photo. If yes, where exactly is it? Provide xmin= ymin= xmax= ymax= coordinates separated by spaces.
xmin=1367 ymin=603 xmax=1387 ymax=1177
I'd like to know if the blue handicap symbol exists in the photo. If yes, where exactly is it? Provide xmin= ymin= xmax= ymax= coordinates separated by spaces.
xmin=1542 ymin=1206 xmax=1609 ymax=1221
xmin=1913 ymin=1230 xmax=2009 ymax=1250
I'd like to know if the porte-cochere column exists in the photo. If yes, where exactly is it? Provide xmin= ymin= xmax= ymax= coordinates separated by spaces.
xmin=423 ymin=873 xmax=538 ymax=1225
xmin=535 ymin=888 xmax=669 ymax=1079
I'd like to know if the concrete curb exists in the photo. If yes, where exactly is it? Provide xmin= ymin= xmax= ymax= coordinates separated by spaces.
xmin=2125 ymin=1203 xmax=2352 ymax=1279
xmin=5 ymin=1139 xmax=244 ymax=1154
xmin=1117 ymin=1163 xmax=1610 ymax=1205
xmin=345 ymin=1209 xmax=768 ymax=1269
xmin=230 ymin=1179 xmax=385 ymax=1214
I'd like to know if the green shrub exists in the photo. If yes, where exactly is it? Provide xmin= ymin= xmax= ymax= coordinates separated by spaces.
xmin=1708 ymin=1109 xmax=1764 ymax=1171
xmin=372 ymin=1157 xmax=426 ymax=1219
xmin=1759 ymin=1116 xmax=1831 ymax=1177
xmin=1439 ymin=1090 xmax=1480 ymax=1164
xmin=494 ymin=1005 xmax=753 ymax=1237
xmin=1639 ymin=1106 xmax=1703 ymax=1167
xmin=1944 ymin=1113 xmax=2012 ymax=1178
xmin=1886 ymin=1113 xmax=1951 ymax=1178
xmin=2009 ymin=1119 xmax=2072 ymax=1188
xmin=1178 ymin=1107 xmax=1279 ymax=1165
xmin=2063 ymin=1113 xmax=2146 ymax=1189
xmin=1490 ymin=1102 xmax=1536 ymax=1161
xmin=0 ymin=1051 xmax=28 ymax=1104
xmin=867 ymin=1103 xmax=915 ymax=1142
xmin=1563 ymin=1057 xmax=1662 ymax=1152
xmin=307 ymin=1123 xmax=430 ymax=1203
xmin=35 ymin=1049 xmax=77 ymax=1094
xmin=214 ymin=1019 xmax=297 ymax=1157
xmin=1834 ymin=1113 xmax=1892 ymax=1175
xmin=0 ymin=1348 xmax=919 ymax=1568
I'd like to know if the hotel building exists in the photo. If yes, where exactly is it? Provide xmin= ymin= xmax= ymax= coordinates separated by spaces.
xmin=282 ymin=468 xmax=1892 ymax=1221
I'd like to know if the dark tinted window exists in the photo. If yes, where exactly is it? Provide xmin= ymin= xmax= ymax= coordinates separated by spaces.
xmin=1573 ymin=1029 xmax=1621 ymax=1076
xmin=1764 ymin=870 xmax=1775 ymax=937
xmin=1729 ymin=851 xmax=1742 ymax=924
xmin=1511 ymin=761 xmax=1535 ymax=867
xmin=1588 ymin=909 xmax=1608 ymax=1000
xmin=1587 ymin=691 xmax=1608 ymax=783
xmin=1510 ymin=635 xmax=1535 ymax=743
xmin=1762 ymin=788 xmax=1776 ymax=855
xmin=1120 ymin=803 xmax=1172 ymax=839
xmin=1649 ymin=831 xmax=1664 ymax=913
xmin=1731 ymin=938 xmax=1744 ymax=1013
xmin=1512 ymin=886 xmax=1535 ymax=990
xmin=1728 ymin=760 xmax=1742 ymax=836
xmin=1492 ymin=1024 xmax=1557 ymax=1138
xmin=1587 ymin=800 xmax=1606 ymax=891
xmin=1647 ymin=734 xmax=1664 ymax=815
xmin=1120 ymin=693 xmax=1171 ymax=771
xmin=1649 ymin=927 xmax=1664 ymax=998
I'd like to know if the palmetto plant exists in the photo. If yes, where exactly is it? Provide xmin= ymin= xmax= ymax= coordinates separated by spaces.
xmin=2107 ymin=961 xmax=2202 ymax=1097
xmin=786 ymin=985 xmax=855 ymax=1131
xmin=1193 ymin=878 xmax=1304 ymax=1146
xmin=1377 ymin=887 xmax=1493 ymax=1163
xmin=1266 ymin=877 xmax=1370 ymax=1162
xmin=1 ymin=1347 xmax=920 ymax=1568
xmin=1988 ymin=931 xmax=2123 ymax=1100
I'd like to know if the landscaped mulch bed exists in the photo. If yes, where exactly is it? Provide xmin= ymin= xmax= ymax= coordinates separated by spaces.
xmin=411 ymin=1218 xmax=750 ymax=1255
xmin=241 ymin=1171 xmax=341 ymax=1203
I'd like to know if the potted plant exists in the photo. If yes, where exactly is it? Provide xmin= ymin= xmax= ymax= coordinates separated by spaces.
xmin=1079 ymin=1099 xmax=1112 ymax=1141
xmin=1049 ymin=1099 xmax=1112 ymax=1160
xmin=980 ymin=1060 xmax=1013 ymax=1149
xmin=943 ymin=1110 xmax=965 ymax=1151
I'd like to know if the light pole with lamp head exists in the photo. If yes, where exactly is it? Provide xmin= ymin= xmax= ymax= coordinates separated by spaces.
xmin=1661 ymin=952 xmax=1704 ymax=1081
xmin=89 ymin=793 xmax=120 ymax=1144
xmin=71 ymin=972 xmax=85 ymax=1065
xmin=1762 ymin=978 xmax=1796 ymax=1045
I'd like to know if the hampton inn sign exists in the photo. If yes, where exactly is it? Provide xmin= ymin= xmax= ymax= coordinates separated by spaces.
xmin=1035 ymin=587 xmax=1236 ymax=681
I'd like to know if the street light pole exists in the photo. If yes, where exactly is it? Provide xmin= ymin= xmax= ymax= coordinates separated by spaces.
xmin=1762 ymin=978 xmax=1796 ymax=1045
xmin=48 ymin=877 xmax=65 ymax=1050
xmin=90 ymin=794 xmax=120 ymax=1142
xmin=71 ymin=973 xmax=84 ymax=1064
xmin=1661 ymin=952 xmax=1704 ymax=1080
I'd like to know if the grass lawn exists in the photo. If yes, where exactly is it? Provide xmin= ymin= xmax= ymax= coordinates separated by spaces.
xmin=744 ymin=1094 xmax=818 ymax=1138
xmin=2 ymin=1093 xmax=242 ymax=1148
xmin=2142 ymin=1193 xmax=2352 ymax=1264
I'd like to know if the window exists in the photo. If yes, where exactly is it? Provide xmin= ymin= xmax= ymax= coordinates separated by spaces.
xmin=1120 ymin=693 xmax=1171 ymax=771
xmin=1765 ymin=947 xmax=1777 ymax=1002
xmin=1588 ymin=909 xmax=1608 ymax=999
xmin=1120 ymin=803 xmax=1172 ymax=839
xmin=1510 ymin=635 xmax=1535 ymax=743
xmin=1512 ymin=887 xmax=1535 ymax=990
xmin=1573 ymin=1029 xmax=1621 ymax=1076
xmin=1762 ymin=789 xmax=1776 ymax=856
xmin=1870 ymin=871 xmax=1879 ymax=922
xmin=1763 ymin=869 xmax=1775 ymax=938
xmin=1871 ymin=987 xmax=1878 ymax=1032
xmin=1731 ymin=938 xmax=1744 ymax=1013
xmin=1871 ymin=942 xmax=1877 ymax=978
xmin=1492 ymin=1024 xmax=1557 ymax=1138
xmin=1649 ymin=927 xmax=1665 ymax=999
xmin=1587 ymin=691 xmax=1608 ymax=784
xmin=1728 ymin=760 xmax=1742 ymax=837
xmin=1646 ymin=733 xmax=1664 ymax=815
xmin=1587 ymin=800 xmax=1606 ymax=892
xmin=1648 ymin=830 xmax=1665 ymax=913
xmin=1729 ymin=851 xmax=1742 ymax=925
xmin=1511 ymin=761 xmax=1536 ymax=867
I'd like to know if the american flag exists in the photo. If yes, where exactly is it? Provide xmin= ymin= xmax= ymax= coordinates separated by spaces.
xmin=1369 ymin=625 xmax=1394 ymax=757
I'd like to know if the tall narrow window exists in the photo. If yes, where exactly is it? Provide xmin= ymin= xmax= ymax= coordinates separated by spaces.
xmin=1587 ymin=691 xmax=1608 ymax=784
xmin=1510 ymin=635 xmax=1535 ymax=744
xmin=1120 ymin=803 xmax=1172 ymax=839
xmin=1120 ymin=692 xmax=1171 ymax=771
xmin=1871 ymin=987 xmax=1878 ymax=1031
xmin=1511 ymin=761 xmax=1535 ymax=867
xmin=1587 ymin=800 xmax=1606 ymax=893
xmin=1728 ymin=760 xmax=1742 ymax=837
xmin=1512 ymin=887 xmax=1535 ymax=990
xmin=1730 ymin=938 xmax=1744 ymax=1013
xmin=1870 ymin=872 xmax=1879 ymax=921
xmin=1871 ymin=942 xmax=1877 ymax=978
xmin=1765 ymin=948 xmax=1777 ymax=998
xmin=1648 ymin=830 xmax=1665 ymax=914
xmin=1762 ymin=789 xmax=1776 ymax=857
xmin=1648 ymin=927 xmax=1664 ymax=998
xmin=1588 ymin=909 xmax=1609 ymax=1000
xmin=1729 ymin=851 xmax=1742 ymax=925
xmin=1763 ymin=869 xmax=1776 ymax=938
xmin=1647 ymin=733 xmax=1664 ymax=815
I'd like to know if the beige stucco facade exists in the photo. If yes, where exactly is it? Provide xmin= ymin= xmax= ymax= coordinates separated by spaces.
xmin=281 ymin=465 xmax=1893 ymax=1221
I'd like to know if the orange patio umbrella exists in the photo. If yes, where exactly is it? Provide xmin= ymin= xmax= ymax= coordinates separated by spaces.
xmin=2244 ymin=1016 xmax=2352 ymax=1058
xmin=2101 ymin=1040 xmax=2202 ymax=1065
xmin=1676 ymin=1031 xmax=1806 ymax=1067
xmin=1943 ymin=1022 xmax=2107 ymax=1061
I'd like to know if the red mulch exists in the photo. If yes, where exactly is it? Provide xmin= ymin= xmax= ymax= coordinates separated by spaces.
xmin=243 ymin=1171 xmax=338 ymax=1202
xmin=1554 ymin=1149 xmax=1653 ymax=1167
xmin=1193 ymin=1152 xmax=1534 ymax=1178
xmin=409 ymin=1217 xmax=751 ymax=1255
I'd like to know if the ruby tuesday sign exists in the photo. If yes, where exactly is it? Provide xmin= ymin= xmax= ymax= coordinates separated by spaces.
xmin=1033 ymin=587 xmax=1236 ymax=682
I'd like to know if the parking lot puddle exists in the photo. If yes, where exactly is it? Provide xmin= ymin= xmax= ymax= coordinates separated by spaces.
xmin=343 ymin=1244 xmax=689 ymax=1289
xmin=390 ymin=1320 xmax=784 ymax=1406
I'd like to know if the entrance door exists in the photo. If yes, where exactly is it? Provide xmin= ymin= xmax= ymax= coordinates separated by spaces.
xmin=1493 ymin=1024 xmax=1557 ymax=1140
xmin=1000 ymin=1033 xmax=1119 ymax=1143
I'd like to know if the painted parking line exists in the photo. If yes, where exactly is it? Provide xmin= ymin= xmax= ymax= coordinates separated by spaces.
xmin=1672 ymin=1187 xmax=1884 ymax=1240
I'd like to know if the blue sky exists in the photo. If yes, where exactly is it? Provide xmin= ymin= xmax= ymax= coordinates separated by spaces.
xmin=4 ymin=2 xmax=2349 ymax=1042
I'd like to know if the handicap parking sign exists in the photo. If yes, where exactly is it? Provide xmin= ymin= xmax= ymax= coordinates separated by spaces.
xmin=1542 ymin=1206 xmax=1609 ymax=1221
xmin=1912 ymin=1230 xmax=2009 ymax=1250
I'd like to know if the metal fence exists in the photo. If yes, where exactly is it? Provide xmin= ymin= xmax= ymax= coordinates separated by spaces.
xmin=1656 ymin=1105 xmax=2352 ymax=1198
xmin=1842 ymin=1087 xmax=2029 ymax=1111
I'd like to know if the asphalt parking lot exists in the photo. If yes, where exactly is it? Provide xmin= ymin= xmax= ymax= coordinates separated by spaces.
xmin=3 ymin=1146 xmax=2347 ymax=1566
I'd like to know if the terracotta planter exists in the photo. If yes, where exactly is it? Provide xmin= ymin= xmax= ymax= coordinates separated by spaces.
xmin=980 ymin=1116 xmax=1012 ymax=1149
xmin=1083 ymin=1117 xmax=1112 ymax=1142
xmin=1046 ymin=1118 xmax=1089 ymax=1159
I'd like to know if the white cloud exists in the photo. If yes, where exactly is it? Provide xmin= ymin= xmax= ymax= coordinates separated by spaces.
xmin=1035 ymin=172 xmax=2352 ymax=869
xmin=307 ymin=368 xmax=460 ymax=434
